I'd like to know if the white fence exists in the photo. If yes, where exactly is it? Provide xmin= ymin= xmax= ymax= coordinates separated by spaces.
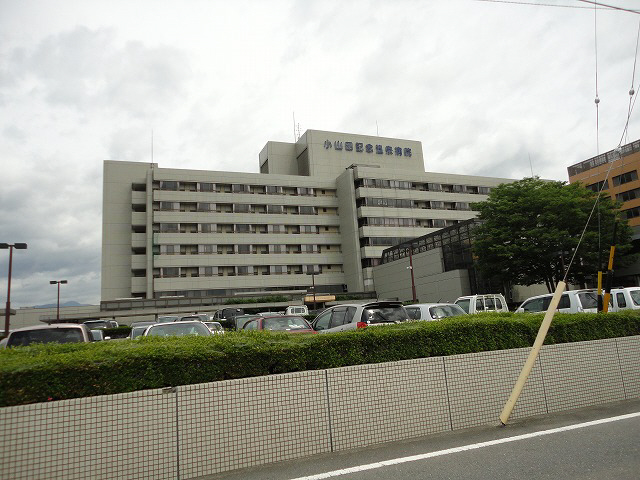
xmin=2 ymin=335 xmax=639 ymax=479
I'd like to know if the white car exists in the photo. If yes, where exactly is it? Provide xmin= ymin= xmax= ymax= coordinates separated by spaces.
xmin=515 ymin=289 xmax=604 ymax=314
xmin=610 ymin=287 xmax=640 ymax=311
xmin=405 ymin=303 xmax=467 ymax=321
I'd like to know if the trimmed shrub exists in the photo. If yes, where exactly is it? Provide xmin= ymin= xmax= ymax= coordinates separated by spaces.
xmin=1 ymin=311 xmax=638 ymax=407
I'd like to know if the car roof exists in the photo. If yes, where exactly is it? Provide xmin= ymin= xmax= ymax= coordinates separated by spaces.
xmin=13 ymin=323 xmax=84 ymax=332
xmin=408 ymin=303 xmax=460 ymax=308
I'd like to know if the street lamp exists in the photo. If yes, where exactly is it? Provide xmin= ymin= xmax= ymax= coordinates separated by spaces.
xmin=307 ymin=272 xmax=317 ymax=312
xmin=49 ymin=280 xmax=68 ymax=322
xmin=1 ymin=242 xmax=28 ymax=337
xmin=407 ymin=245 xmax=417 ymax=303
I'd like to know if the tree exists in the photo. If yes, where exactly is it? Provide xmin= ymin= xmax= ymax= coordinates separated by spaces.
xmin=471 ymin=177 xmax=634 ymax=292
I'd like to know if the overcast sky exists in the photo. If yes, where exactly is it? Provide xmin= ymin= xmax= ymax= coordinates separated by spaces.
xmin=1 ymin=0 xmax=640 ymax=308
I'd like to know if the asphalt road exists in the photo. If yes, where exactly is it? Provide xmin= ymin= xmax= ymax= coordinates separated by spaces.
xmin=207 ymin=398 xmax=640 ymax=480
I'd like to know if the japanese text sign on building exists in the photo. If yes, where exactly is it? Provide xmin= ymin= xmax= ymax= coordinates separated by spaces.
xmin=323 ymin=139 xmax=411 ymax=157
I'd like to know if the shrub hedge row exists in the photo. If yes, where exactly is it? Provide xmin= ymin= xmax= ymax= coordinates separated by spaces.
xmin=1 ymin=311 xmax=639 ymax=407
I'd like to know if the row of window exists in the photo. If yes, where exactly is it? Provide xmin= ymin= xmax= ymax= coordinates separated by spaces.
xmin=155 ymin=202 xmax=327 ymax=215
xmin=156 ymin=244 xmax=338 ymax=255
xmin=359 ymin=218 xmax=459 ymax=229
xmin=155 ymin=181 xmax=330 ymax=196
xmin=358 ymin=197 xmax=471 ymax=211
xmin=154 ymin=223 xmax=337 ymax=234
xmin=157 ymin=265 xmax=332 ymax=278
xmin=356 ymin=178 xmax=491 ymax=195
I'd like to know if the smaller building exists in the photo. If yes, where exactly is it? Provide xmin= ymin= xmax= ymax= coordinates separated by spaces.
xmin=568 ymin=139 xmax=640 ymax=286
xmin=372 ymin=219 xmax=551 ymax=306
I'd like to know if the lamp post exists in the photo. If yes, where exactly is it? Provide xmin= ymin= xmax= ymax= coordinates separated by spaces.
xmin=49 ymin=280 xmax=68 ymax=322
xmin=1 ymin=242 xmax=28 ymax=337
xmin=307 ymin=272 xmax=317 ymax=312
xmin=407 ymin=245 xmax=417 ymax=303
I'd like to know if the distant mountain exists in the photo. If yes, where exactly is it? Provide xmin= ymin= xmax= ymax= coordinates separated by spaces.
xmin=33 ymin=301 xmax=92 ymax=309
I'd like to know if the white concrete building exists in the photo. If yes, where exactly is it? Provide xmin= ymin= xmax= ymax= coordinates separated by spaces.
xmin=102 ymin=130 xmax=513 ymax=302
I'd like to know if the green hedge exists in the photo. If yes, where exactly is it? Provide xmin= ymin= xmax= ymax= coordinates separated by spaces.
xmin=1 ymin=312 xmax=639 ymax=407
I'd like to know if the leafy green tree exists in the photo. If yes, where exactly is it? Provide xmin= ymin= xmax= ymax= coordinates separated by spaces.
xmin=471 ymin=177 xmax=634 ymax=292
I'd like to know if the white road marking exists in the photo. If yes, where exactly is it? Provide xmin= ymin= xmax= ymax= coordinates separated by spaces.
xmin=290 ymin=411 xmax=640 ymax=480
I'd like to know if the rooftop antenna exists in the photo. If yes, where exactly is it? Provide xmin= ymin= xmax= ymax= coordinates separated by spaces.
xmin=528 ymin=153 xmax=534 ymax=177
xmin=293 ymin=112 xmax=296 ymax=141
xmin=376 ymin=120 xmax=379 ymax=136
xmin=151 ymin=129 xmax=154 ymax=168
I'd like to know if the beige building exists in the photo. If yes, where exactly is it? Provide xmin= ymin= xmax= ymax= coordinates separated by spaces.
xmin=101 ymin=130 xmax=513 ymax=303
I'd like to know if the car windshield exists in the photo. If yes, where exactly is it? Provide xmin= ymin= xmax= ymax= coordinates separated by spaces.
xmin=8 ymin=328 xmax=84 ymax=347
xmin=362 ymin=305 xmax=408 ymax=324
xmin=234 ymin=315 xmax=262 ymax=330
xmin=578 ymin=292 xmax=599 ymax=309
xmin=145 ymin=323 xmax=211 ymax=337
xmin=157 ymin=316 xmax=179 ymax=323
xmin=263 ymin=316 xmax=310 ymax=331
xmin=630 ymin=290 xmax=640 ymax=306
xmin=429 ymin=305 xmax=466 ymax=319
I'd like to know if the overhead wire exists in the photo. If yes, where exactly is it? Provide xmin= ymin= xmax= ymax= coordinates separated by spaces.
xmin=563 ymin=3 xmax=640 ymax=282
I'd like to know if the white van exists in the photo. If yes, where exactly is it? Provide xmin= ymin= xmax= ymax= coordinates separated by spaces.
xmin=515 ymin=289 xmax=607 ymax=314
xmin=610 ymin=287 xmax=640 ymax=311
xmin=285 ymin=305 xmax=309 ymax=316
xmin=454 ymin=294 xmax=509 ymax=314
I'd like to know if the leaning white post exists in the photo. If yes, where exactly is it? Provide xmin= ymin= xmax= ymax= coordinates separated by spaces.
xmin=499 ymin=281 xmax=566 ymax=425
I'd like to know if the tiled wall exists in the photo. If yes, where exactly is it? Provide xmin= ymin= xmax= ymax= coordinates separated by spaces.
xmin=1 ymin=336 xmax=638 ymax=479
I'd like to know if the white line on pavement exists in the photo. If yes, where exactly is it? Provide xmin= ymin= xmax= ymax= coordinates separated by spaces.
xmin=290 ymin=411 xmax=640 ymax=480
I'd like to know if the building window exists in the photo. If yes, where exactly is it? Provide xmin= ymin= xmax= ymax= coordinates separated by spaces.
xmin=199 ymin=182 xmax=215 ymax=192
xmin=612 ymin=171 xmax=638 ymax=187
xmin=162 ymin=267 xmax=180 ymax=278
xmin=160 ymin=181 xmax=178 ymax=191
xmin=200 ymin=223 xmax=216 ymax=233
xmin=587 ymin=180 xmax=609 ymax=192
xmin=299 ymin=206 xmax=316 ymax=215
xmin=237 ymin=266 xmax=253 ymax=276
xmin=234 ymin=204 xmax=251 ymax=213
xmin=198 ymin=244 xmax=216 ymax=254
xmin=267 ymin=205 xmax=284 ymax=214
xmin=617 ymin=188 xmax=640 ymax=202
xmin=199 ymin=266 xmax=218 ymax=276
xmin=160 ymin=223 xmax=179 ymax=233
xmin=237 ymin=244 xmax=251 ymax=254
xmin=624 ymin=206 xmax=640 ymax=219
xmin=232 ymin=184 xmax=250 ymax=193
xmin=236 ymin=224 xmax=251 ymax=233
xmin=270 ymin=265 xmax=285 ymax=274
xmin=266 ymin=185 xmax=283 ymax=194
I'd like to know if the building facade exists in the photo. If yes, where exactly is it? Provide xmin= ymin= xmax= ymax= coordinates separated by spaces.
xmin=567 ymin=139 xmax=640 ymax=227
xmin=568 ymin=139 xmax=640 ymax=285
xmin=101 ymin=130 xmax=513 ymax=302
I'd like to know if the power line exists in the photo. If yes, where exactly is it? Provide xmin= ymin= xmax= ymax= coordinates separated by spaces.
xmin=475 ymin=0 xmax=640 ymax=14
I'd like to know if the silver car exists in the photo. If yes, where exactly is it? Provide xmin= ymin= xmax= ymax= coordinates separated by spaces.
xmin=405 ymin=303 xmax=467 ymax=321
xmin=311 ymin=301 xmax=409 ymax=333
xmin=142 ymin=321 xmax=212 ymax=337
xmin=4 ymin=323 xmax=95 ymax=347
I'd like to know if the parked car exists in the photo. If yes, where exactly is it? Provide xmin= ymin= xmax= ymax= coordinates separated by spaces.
xmin=515 ymin=289 xmax=606 ymax=314
xmin=311 ymin=301 xmax=409 ymax=333
xmin=454 ymin=294 xmax=509 ymax=314
xmin=129 ymin=322 xmax=156 ymax=339
xmin=242 ymin=315 xmax=314 ymax=333
xmin=405 ymin=303 xmax=467 ymax=321
xmin=610 ymin=287 xmax=640 ymax=311
xmin=212 ymin=308 xmax=245 ymax=329
xmin=83 ymin=319 xmax=119 ymax=329
xmin=284 ymin=305 xmax=309 ymax=316
xmin=156 ymin=315 xmax=180 ymax=323
xmin=177 ymin=313 xmax=210 ymax=322
xmin=142 ymin=321 xmax=212 ymax=337
xmin=233 ymin=314 xmax=264 ymax=330
xmin=4 ymin=323 xmax=96 ymax=347
xmin=203 ymin=321 xmax=225 ymax=334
